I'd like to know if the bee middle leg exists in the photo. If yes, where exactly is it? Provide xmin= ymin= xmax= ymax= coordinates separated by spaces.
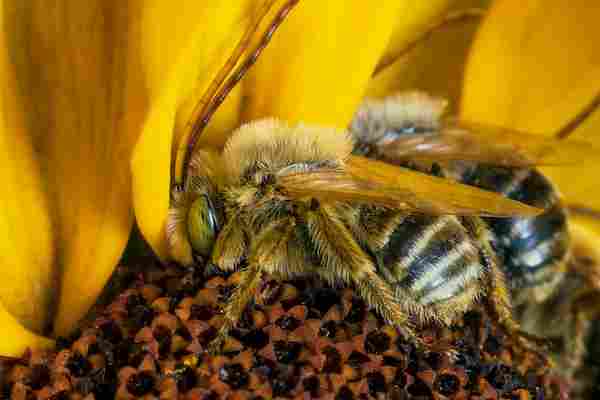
xmin=307 ymin=206 xmax=427 ymax=350
xmin=315 ymin=266 xmax=427 ymax=350
xmin=360 ymin=271 xmax=427 ymax=348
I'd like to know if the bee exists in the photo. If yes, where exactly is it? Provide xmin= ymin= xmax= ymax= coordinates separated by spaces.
xmin=163 ymin=1 xmax=561 ymax=356
xmin=349 ymin=91 xmax=600 ymax=372
xmin=170 ymin=117 xmax=549 ymax=352
xmin=163 ymin=0 xmax=600 ymax=358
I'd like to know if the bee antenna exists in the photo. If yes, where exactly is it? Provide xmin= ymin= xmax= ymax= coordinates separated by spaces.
xmin=555 ymin=90 xmax=600 ymax=139
xmin=372 ymin=8 xmax=486 ymax=77
xmin=178 ymin=0 xmax=300 ymax=186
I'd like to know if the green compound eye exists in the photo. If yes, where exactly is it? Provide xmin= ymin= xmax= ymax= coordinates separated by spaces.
xmin=187 ymin=195 xmax=219 ymax=257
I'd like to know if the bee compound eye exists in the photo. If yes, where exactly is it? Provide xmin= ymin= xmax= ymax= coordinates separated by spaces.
xmin=187 ymin=195 xmax=219 ymax=258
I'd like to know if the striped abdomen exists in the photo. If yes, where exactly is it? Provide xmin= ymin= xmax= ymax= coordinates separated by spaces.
xmin=363 ymin=212 xmax=484 ymax=316
xmin=461 ymin=166 xmax=569 ymax=296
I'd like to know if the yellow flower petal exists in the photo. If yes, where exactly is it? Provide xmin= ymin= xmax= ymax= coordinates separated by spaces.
xmin=132 ymin=94 xmax=177 ymax=262
xmin=243 ymin=0 xmax=409 ymax=127
xmin=4 ymin=2 xmax=150 ymax=336
xmin=368 ymin=1 xmax=488 ymax=107
xmin=176 ymin=83 xmax=243 ymax=149
xmin=132 ymin=1 xmax=255 ymax=260
xmin=570 ymin=216 xmax=600 ymax=265
xmin=133 ymin=1 xmax=478 ymax=260
xmin=375 ymin=0 xmax=456 ymax=75
xmin=460 ymin=0 xmax=600 ymax=233
xmin=0 ymin=303 xmax=53 ymax=357
xmin=0 ymin=2 xmax=54 ymax=333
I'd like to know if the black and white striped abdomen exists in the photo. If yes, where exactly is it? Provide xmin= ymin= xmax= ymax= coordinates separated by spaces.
xmin=373 ymin=214 xmax=484 ymax=306
xmin=462 ymin=166 xmax=569 ymax=290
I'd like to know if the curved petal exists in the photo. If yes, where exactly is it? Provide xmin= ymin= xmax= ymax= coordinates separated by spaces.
xmin=132 ymin=1 xmax=254 ymax=261
xmin=5 ymin=2 xmax=151 ymax=336
xmin=0 ymin=303 xmax=53 ymax=357
xmin=367 ymin=1 xmax=487 ymax=107
xmin=374 ymin=0 xmax=454 ymax=76
xmin=243 ymin=0 xmax=410 ymax=127
xmin=460 ymin=0 xmax=600 ymax=234
xmin=132 ymin=1 xmax=473 ymax=259
xmin=571 ymin=216 xmax=600 ymax=252
xmin=0 ymin=1 xmax=54 ymax=333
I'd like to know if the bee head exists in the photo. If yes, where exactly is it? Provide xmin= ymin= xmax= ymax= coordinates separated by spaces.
xmin=167 ymin=179 xmax=223 ymax=267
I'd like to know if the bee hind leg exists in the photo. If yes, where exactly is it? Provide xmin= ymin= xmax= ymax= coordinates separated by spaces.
xmin=558 ymin=226 xmax=600 ymax=371
xmin=483 ymin=255 xmax=555 ymax=364
xmin=562 ymin=290 xmax=599 ymax=371
xmin=462 ymin=217 xmax=552 ymax=361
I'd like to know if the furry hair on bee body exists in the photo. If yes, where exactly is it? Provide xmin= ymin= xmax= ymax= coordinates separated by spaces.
xmin=350 ymin=91 xmax=447 ymax=149
xmin=167 ymin=118 xmax=538 ymax=354
xmin=222 ymin=119 xmax=352 ymax=180
xmin=349 ymin=91 xmax=581 ymax=357
xmin=517 ymin=222 xmax=600 ymax=375
xmin=167 ymin=119 xmax=427 ymax=351
xmin=167 ymin=119 xmax=350 ymax=268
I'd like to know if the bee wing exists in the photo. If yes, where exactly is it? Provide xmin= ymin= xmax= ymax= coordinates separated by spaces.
xmin=379 ymin=119 xmax=599 ymax=167
xmin=278 ymin=155 xmax=542 ymax=217
xmin=173 ymin=0 xmax=299 ymax=185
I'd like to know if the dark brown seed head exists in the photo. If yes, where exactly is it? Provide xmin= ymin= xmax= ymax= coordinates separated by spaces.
xmin=219 ymin=363 xmax=249 ymax=389
xmin=126 ymin=370 xmax=155 ymax=396
xmin=1 ymin=263 xmax=561 ymax=399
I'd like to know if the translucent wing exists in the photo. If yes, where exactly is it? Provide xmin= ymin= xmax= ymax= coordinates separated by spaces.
xmin=378 ymin=119 xmax=599 ymax=167
xmin=278 ymin=155 xmax=542 ymax=217
xmin=173 ymin=0 xmax=299 ymax=185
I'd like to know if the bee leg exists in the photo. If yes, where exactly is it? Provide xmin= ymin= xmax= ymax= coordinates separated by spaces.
xmin=563 ymin=290 xmax=598 ymax=372
xmin=211 ymin=215 xmax=247 ymax=272
xmin=208 ymin=264 xmax=262 ymax=355
xmin=209 ymin=218 xmax=295 ymax=354
xmin=484 ymin=260 xmax=554 ymax=363
xmin=357 ymin=270 xmax=428 ymax=351
xmin=560 ymin=232 xmax=600 ymax=371
xmin=461 ymin=217 xmax=552 ymax=360
xmin=565 ymin=310 xmax=589 ymax=373
xmin=316 ymin=266 xmax=427 ymax=351
xmin=306 ymin=206 xmax=428 ymax=351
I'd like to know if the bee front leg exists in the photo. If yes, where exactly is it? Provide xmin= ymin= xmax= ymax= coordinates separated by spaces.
xmin=208 ymin=264 xmax=262 ymax=355
xmin=208 ymin=218 xmax=294 ymax=355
